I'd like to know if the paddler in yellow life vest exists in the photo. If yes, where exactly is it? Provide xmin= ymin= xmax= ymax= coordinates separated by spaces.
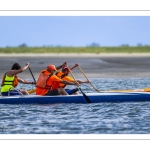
xmin=1 ymin=63 xmax=36 ymax=96
xmin=55 ymin=63 xmax=91 ymax=95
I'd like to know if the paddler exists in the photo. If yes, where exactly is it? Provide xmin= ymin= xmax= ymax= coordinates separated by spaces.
xmin=55 ymin=63 xmax=91 ymax=95
xmin=36 ymin=63 xmax=80 ymax=96
xmin=1 ymin=63 xmax=36 ymax=96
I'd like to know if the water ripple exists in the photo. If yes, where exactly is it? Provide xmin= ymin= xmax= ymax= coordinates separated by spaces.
xmin=1 ymin=78 xmax=150 ymax=134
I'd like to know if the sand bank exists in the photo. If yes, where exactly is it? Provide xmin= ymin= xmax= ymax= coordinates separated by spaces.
xmin=0 ymin=53 xmax=150 ymax=79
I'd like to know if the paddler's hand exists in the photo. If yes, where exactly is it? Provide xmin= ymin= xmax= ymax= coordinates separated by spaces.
xmin=22 ymin=62 xmax=30 ymax=71
xmin=86 ymin=79 xmax=91 ymax=83
xmin=74 ymin=63 xmax=79 ymax=67
xmin=70 ymin=63 xmax=79 ymax=70
xmin=75 ymin=81 xmax=80 ymax=87
xmin=62 ymin=62 xmax=67 ymax=67
xmin=26 ymin=62 xmax=30 ymax=67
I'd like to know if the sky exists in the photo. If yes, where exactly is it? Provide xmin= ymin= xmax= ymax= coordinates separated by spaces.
xmin=0 ymin=16 xmax=150 ymax=47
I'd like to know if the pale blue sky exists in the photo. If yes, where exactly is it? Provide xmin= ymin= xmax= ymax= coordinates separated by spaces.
xmin=0 ymin=16 xmax=150 ymax=47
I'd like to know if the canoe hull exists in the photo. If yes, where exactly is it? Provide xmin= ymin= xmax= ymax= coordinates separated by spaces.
xmin=1 ymin=92 xmax=150 ymax=104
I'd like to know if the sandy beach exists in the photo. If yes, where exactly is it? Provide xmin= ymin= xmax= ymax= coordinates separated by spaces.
xmin=0 ymin=53 xmax=150 ymax=79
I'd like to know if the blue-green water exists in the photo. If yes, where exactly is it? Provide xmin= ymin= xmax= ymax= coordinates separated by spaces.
xmin=1 ymin=78 xmax=150 ymax=134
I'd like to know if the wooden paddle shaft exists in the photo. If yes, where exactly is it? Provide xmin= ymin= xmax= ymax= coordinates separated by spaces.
xmin=28 ymin=89 xmax=36 ymax=94
xmin=77 ymin=66 xmax=100 ymax=92
xmin=67 ymin=66 xmax=79 ymax=87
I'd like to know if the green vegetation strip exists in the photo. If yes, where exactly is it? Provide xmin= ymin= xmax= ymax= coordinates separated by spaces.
xmin=0 ymin=46 xmax=150 ymax=53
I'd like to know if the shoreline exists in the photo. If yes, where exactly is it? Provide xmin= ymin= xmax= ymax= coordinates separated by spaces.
xmin=1 ymin=53 xmax=150 ymax=57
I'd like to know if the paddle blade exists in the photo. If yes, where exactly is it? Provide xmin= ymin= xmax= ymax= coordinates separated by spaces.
xmin=79 ymin=88 xmax=91 ymax=103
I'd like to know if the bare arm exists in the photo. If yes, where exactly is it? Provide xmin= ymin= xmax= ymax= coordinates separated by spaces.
xmin=18 ymin=77 xmax=36 ymax=84
xmin=56 ymin=62 xmax=78 ymax=71
xmin=7 ymin=63 xmax=30 ymax=76
xmin=60 ymin=80 xmax=80 ymax=87
xmin=56 ymin=62 xmax=67 ymax=70
xmin=70 ymin=63 xmax=79 ymax=70
xmin=76 ymin=80 xmax=91 ymax=84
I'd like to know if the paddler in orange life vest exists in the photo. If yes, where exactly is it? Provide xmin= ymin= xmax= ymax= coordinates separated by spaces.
xmin=36 ymin=64 xmax=80 ymax=96
xmin=1 ymin=63 xmax=36 ymax=96
xmin=55 ymin=63 xmax=91 ymax=95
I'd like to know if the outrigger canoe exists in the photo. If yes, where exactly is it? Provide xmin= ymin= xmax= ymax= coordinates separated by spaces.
xmin=1 ymin=92 xmax=150 ymax=104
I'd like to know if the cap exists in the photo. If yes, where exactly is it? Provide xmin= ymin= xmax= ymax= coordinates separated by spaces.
xmin=47 ymin=64 xmax=57 ymax=71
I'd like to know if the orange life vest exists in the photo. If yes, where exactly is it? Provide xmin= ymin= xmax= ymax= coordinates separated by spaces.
xmin=56 ymin=71 xmax=67 ymax=88
xmin=36 ymin=70 xmax=62 ymax=95
xmin=36 ymin=70 xmax=52 ymax=89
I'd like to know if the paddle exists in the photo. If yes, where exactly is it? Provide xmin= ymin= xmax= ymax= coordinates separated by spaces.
xmin=28 ymin=66 xmax=36 ymax=94
xmin=28 ymin=89 xmax=36 ymax=94
xmin=77 ymin=65 xmax=100 ymax=92
xmin=28 ymin=66 xmax=36 ymax=83
xmin=67 ymin=65 xmax=91 ymax=103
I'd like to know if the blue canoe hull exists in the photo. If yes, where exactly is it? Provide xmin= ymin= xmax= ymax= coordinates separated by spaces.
xmin=1 ymin=92 xmax=150 ymax=104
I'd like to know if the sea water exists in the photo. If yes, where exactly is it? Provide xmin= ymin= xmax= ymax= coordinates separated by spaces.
xmin=1 ymin=78 xmax=150 ymax=134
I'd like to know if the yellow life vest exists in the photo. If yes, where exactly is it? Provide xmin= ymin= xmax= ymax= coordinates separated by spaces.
xmin=1 ymin=74 xmax=18 ymax=92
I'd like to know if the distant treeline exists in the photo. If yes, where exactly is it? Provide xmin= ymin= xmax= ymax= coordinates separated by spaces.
xmin=0 ymin=46 xmax=150 ymax=53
